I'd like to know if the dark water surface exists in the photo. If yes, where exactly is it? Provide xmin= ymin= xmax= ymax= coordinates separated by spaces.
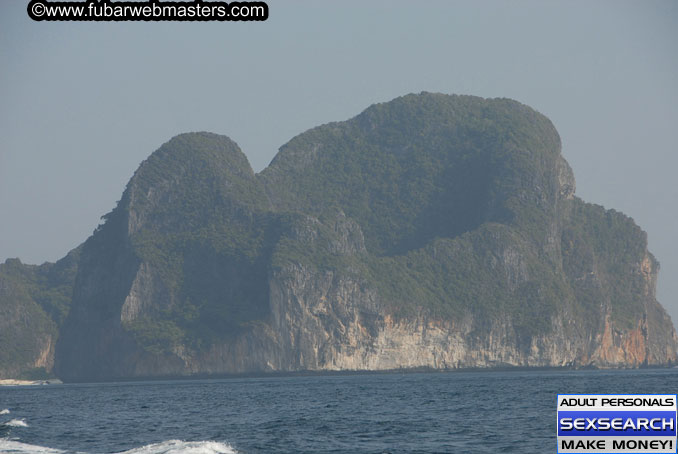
xmin=1 ymin=368 xmax=677 ymax=453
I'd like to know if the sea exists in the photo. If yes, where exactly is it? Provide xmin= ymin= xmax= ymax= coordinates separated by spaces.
xmin=1 ymin=368 xmax=677 ymax=454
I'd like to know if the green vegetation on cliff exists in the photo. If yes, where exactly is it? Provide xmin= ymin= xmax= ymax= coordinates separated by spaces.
xmin=262 ymin=94 xmax=562 ymax=256
xmin=562 ymin=197 xmax=650 ymax=329
xmin=0 ymin=248 xmax=79 ymax=378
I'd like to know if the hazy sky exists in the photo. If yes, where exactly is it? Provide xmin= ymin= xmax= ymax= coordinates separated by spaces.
xmin=1 ymin=1 xmax=677 ymax=325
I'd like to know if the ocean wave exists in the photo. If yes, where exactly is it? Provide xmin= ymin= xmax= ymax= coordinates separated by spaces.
xmin=5 ymin=419 xmax=29 ymax=428
xmin=0 ymin=439 xmax=238 ymax=454
xmin=0 ymin=439 xmax=64 ymax=453
xmin=0 ymin=409 xmax=10 ymax=415
xmin=122 ymin=440 xmax=238 ymax=454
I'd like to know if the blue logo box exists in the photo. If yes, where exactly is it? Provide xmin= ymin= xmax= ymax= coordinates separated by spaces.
xmin=557 ymin=394 xmax=677 ymax=453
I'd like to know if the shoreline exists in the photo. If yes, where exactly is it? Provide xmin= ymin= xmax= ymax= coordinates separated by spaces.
xmin=0 ymin=378 xmax=63 ymax=386
xmin=41 ymin=363 xmax=678 ymax=385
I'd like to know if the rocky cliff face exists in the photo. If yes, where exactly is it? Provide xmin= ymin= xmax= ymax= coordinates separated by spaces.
xmin=0 ymin=250 xmax=79 ymax=378
xmin=57 ymin=207 xmax=675 ymax=381
xmin=10 ymin=93 xmax=678 ymax=381
xmin=0 ymin=270 xmax=56 ymax=378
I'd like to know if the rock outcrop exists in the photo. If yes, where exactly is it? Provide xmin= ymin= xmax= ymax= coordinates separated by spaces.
xmin=0 ymin=250 xmax=79 ymax=378
xmin=3 ymin=93 xmax=676 ymax=381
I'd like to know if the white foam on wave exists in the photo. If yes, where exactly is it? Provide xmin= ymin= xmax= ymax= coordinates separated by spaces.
xmin=121 ymin=440 xmax=238 ymax=454
xmin=0 ymin=438 xmax=64 ymax=453
xmin=0 ymin=409 xmax=10 ymax=415
xmin=0 ymin=439 xmax=238 ymax=454
xmin=5 ymin=419 xmax=29 ymax=428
